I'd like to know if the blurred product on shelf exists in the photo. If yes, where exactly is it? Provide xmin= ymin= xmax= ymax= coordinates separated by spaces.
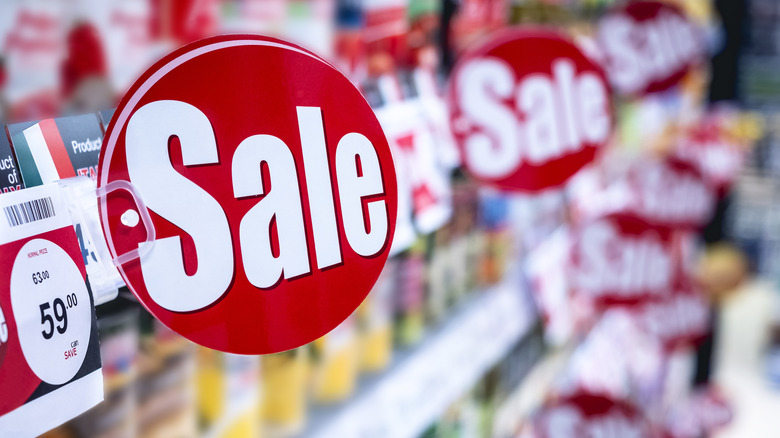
xmin=136 ymin=310 xmax=197 ymax=438
xmin=197 ymin=348 xmax=262 ymax=438
xmin=357 ymin=262 xmax=396 ymax=372
xmin=40 ymin=299 xmax=140 ymax=438
xmin=261 ymin=348 xmax=309 ymax=437
xmin=393 ymin=239 xmax=428 ymax=347
xmin=310 ymin=317 xmax=360 ymax=404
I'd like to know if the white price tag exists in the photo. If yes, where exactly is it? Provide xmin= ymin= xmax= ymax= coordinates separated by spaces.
xmin=10 ymin=238 xmax=92 ymax=384
xmin=0 ymin=184 xmax=103 ymax=437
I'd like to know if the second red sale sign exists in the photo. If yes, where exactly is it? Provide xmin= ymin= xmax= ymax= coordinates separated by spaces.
xmin=598 ymin=1 xmax=704 ymax=97
xmin=448 ymin=29 xmax=613 ymax=192
xmin=97 ymin=35 xmax=398 ymax=354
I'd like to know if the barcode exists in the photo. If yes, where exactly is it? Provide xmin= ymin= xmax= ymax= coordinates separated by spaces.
xmin=3 ymin=197 xmax=56 ymax=227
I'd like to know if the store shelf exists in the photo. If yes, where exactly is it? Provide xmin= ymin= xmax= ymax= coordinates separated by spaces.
xmin=491 ymin=342 xmax=576 ymax=437
xmin=305 ymin=278 xmax=536 ymax=438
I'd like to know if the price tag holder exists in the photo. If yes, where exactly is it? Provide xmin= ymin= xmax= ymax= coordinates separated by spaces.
xmin=0 ymin=183 xmax=102 ymax=436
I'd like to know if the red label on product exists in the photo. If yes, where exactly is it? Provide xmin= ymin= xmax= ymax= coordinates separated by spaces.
xmin=447 ymin=29 xmax=612 ymax=192
xmin=598 ymin=1 xmax=704 ymax=97
xmin=534 ymin=392 xmax=651 ymax=438
xmin=98 ymin=35 xmax=398 ymax=354
xmin=571 ymin=213 xmax=676 ymax=306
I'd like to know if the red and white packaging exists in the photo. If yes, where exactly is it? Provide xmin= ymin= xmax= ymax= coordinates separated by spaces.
xmin=0 ymin=183 xmax=103 ymax=436
xmin=149 ymin=0 xmax=220 ymax=46
xmin=413 ymin=69 xmax=461 ymax=171
xmin=75 ymin=0 xmax=155 ymax=95
xmin=375 ymin=75 xmax=452 ymax=236
xmin=532 ymin=392 xmax=656 ymax=438
xmin=598 ymin=1 xmax=705 ymax=97
xmin=0 ymin=0 xmax=67 ymax=118
xmin=448 ymin=29 xmax=612 ymax=192
xmin=97 ymin=35 xmax=398 ymax=354
xmin=450 ymin=0 xmax=508 ymax=52
xmin=363 ymin=0 xmax=408 ymax=45
xmin=570 ymin=213 xmax=677 ymax=306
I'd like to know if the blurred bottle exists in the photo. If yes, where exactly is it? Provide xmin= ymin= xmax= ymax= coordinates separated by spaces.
xmin=425 ymin=178 xmax=476 ymax=323
xmin=394 ymin=238 xmax=428 ymax=347
xmin=357 ymin=260 xmax=397 ymax=372
xmin=136 ymin=312 xmax=197 ymax=438
xmin=310 ymin=316 xmax=360 ymax=404
xmin=426 ymin=221 xmax=454 ymax=323
xmin=41 ymin=298 xmax=140 ymax=438
xmin=479 ymin=191 xmax=512 ymax=286
xmin=60 ymin=21 xmax=115 ymax=116
xmin=261 ymin=347 xmax=310 ymax=437
xmin=196 ymin=348 xmax=262 ymax=438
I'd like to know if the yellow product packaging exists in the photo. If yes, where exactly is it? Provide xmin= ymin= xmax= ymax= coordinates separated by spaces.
xmin=197 ymin=347 xmax=262 ymax=438
xmin=311 ymin=316 xmax=359 ymax=404
xmin=357 ymin=260 xmax=396 ymax=372
xmin=261 ymin=347 xmax=310 ymax=437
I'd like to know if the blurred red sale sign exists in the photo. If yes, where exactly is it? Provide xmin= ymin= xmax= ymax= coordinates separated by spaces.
xmin=598 ymin=1 xmax=705 ymax=97
xmin=533 ymin=392 xmax=652 ymax=438
xmin=97 ymin=35 xmax=397 ymax=354
xmin=626 ymin=157 xmax=716 ymax=230
xmin=627 ymin=287 xmax=710 ymax=352
xmin=571 ymin=213 xmax=677 ymax=306
xmin=447 ymin=29 xmax=612 ymax=192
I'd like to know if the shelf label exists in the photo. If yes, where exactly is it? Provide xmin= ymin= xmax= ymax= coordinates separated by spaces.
xmin=0 ymin=184 xmax=102 ymax=436
xmin=98 ymin=35 xmax=397 ymax=354
xmin=447 ymin=28 xmax=612 ymax=192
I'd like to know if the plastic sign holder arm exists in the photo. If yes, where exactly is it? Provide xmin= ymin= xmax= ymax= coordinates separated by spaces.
xmin=94 ymin=179 xmax=156 ymax=267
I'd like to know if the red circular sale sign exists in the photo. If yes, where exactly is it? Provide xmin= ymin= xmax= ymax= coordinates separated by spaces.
xmin=571 ymin=213 xmax=677 ymax=306
xmin=447 ymin=29 xmax=613 ymax=192
xmin=598 ymin=1 xmax=705 ymax=97
xmin=98 ymin=35 xmax=397 ymax=354
xmin=626 ymin=157 xmax=716 ymax=230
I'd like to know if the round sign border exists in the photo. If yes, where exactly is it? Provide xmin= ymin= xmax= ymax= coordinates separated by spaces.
xmin=598 ymin=0 xmax=706 ymax=97
xmin=98 ymin=34 xmax=397 ymax=354
xmin=446 ymin=27 xmax=614 ymax=193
